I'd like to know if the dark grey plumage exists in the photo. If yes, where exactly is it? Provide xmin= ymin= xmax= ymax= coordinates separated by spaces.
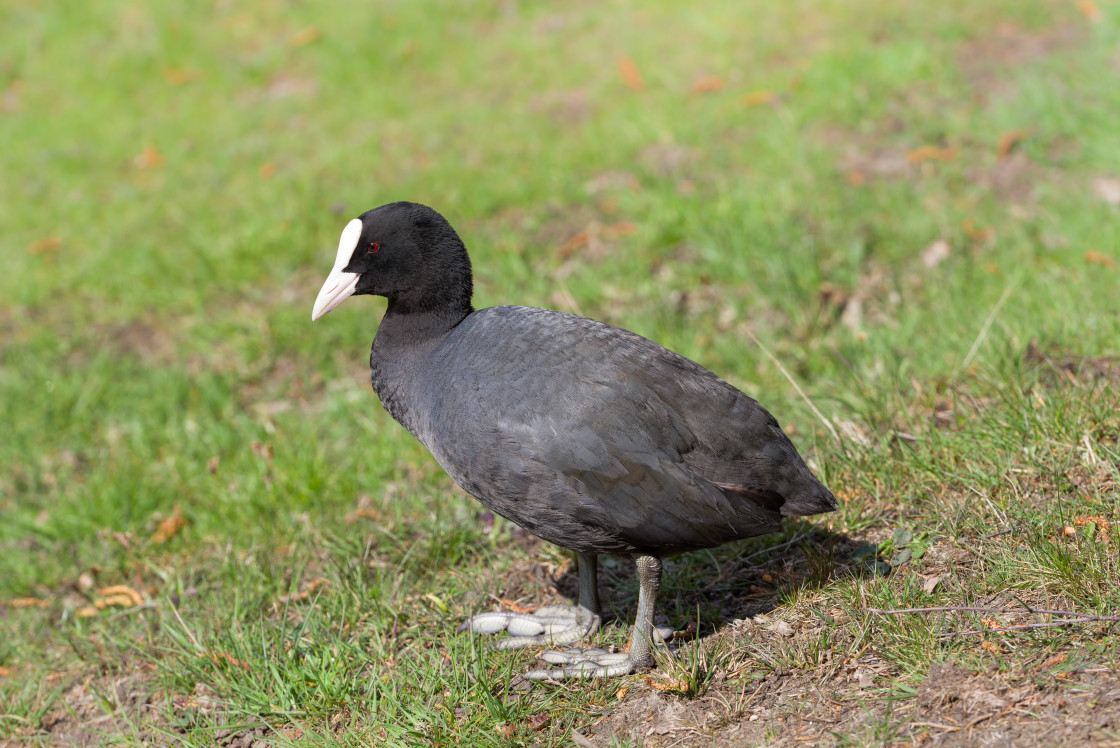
xmin=313 ymin=201 xmax=837 ymax=679
xmin=373 ymin=306 xmax=835 ymax=556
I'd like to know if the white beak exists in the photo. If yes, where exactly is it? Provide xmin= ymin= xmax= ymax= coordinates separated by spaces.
xmin=312 ymin=219 xmax=364 ymax=321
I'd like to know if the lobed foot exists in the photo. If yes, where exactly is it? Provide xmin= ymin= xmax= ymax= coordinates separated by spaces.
xmin=524 ymin=624 xmax=676 ymax=680
xmin=459 ymin=604 xmax=601 ymax=650
xmin=461 ymin=554 xmax=672 ymax=681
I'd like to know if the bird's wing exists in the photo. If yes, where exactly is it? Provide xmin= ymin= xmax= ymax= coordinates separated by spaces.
xmin=417 ymin=308 xmax=796 ymax=554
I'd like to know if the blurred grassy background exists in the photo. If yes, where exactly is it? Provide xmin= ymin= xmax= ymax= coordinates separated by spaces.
xmin=2 ymin=0 xmax=1119 ymax=745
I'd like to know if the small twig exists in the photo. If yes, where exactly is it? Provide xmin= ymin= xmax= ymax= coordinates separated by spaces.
xmin=983 ymin=527 xmax=1015 ymax=539
xmin=740 ymin=532 xmax=809 ymax=563
xmin=1082 ymin=433 xmax=1100 ymax=466
xmin=744 ymin=329 xmax=841 ymax=445
xmin=963 ymin=706 xmax=1014 ymax=730
xmin=910 ymin=721 xmax=961 ymax=731
xmin=968 ymin=485 xmax=1008 ymax=526
xmin=941 ymin=619 xmax=1112 ymax=638
xmin=169 ymin=602 xmax=203 ymax=652
xmin=554 ymin=279 xmax=583 ymax=317
xmin=868 ymin=605 xmax=1120 ymax=637
xmin=1009 ymin=594 xmax=1038 ymax=620
xmin=956 ymin=281 xmax=1015 ymax=376
xmin=867 ymin=606 xmax=1120 ymax=620
xmin=912 ymin=706 xmax=1013 ymax=733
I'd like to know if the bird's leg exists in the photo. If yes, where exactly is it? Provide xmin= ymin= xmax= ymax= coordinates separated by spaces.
xmin=525 ymin=554 xmax=672 ymax=680
xmin=578 ymin=551 xmax=601 ymax=616
xmin=623 ymin=554 xmax=661 ymax=669
xmin=459 ymin=551 xmax=602 ymax=650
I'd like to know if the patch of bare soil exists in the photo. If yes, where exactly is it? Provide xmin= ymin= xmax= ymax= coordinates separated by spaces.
xmin=836 ymin=133 xmax=1058 ymax=208
xmin=957 ymin=22 xmax=1084 ymax=101
xmin=580 ymin=659 xmax=1116 ymax=747
xmin=103 ymin=319 xmax=179 ymax=366
xmin=1024 ymin=338 xmax=1120 ymax=385
xmin=526 ymin=88 xmax=593 ymax=125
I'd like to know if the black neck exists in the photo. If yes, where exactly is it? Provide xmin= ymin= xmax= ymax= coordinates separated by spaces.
xmin=376 ymin=300 xmax=473 ymax=349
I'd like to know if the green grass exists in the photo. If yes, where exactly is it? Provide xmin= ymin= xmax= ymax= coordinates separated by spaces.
xmin=2 ymin=0 xmax=1120 ymax=745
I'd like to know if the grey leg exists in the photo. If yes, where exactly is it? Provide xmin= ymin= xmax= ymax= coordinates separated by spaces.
xmin=578 ymin=551 xmax=601 ymax=615
xmin=460 ymin=551 xmax=602 ymax=649
xmin=625 ymin=554 xmax=661 ymax=670
xmin=525 ymin=554 xmax=671 ymax=680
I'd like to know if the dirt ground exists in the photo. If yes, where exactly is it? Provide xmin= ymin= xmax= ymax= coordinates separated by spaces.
xmin=579 ymin=660 xmax=1118 ymax=747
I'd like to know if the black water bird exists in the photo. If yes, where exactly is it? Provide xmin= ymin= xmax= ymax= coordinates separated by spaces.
xmin=312 ymin=202 xmax=837 ymax=679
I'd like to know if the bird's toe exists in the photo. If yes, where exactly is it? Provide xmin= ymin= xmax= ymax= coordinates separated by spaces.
xmin=460 ymin=605 xmax=600 ymax=650
xmin=525 ymin=649 xmax=637 ymax=680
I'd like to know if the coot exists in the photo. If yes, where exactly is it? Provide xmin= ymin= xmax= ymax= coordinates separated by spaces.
xmin=312 ymin=202 xmax=837 ymax=679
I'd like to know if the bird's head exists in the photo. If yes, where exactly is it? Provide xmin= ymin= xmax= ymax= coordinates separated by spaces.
xmin=311 ymin=202 xmax=473 ymax=321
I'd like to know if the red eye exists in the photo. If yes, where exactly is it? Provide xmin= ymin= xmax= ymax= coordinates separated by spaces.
xmin=368 ymin=242 xmax=380 ymax=253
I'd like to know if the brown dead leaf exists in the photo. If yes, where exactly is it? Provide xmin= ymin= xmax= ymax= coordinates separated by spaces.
xmin=557 ymin=230 xmax=592 ymax=259
xmin=1085 ymin=251 xmax=1116 ymax=269
xmin=556 ymin=221 xmax=637 ymax=262
xmin=75 ymin=606 xmax=100 ymax=618
xmin=997 ymin=129 xmax=1028 ymax=159
xmin=980 ymin=640 xmax=1001 ymax=653
xmin=0 ymin=666 xmax=12 ymax=677
xmin=348 ymin=507 xmax=382 ymax=522
xmin=618 ymin=57 xmax=645 ymax=91
xmin=907 ymin=145 xmax=955 ymax=164
xmin=162 ymin=68 xmax=199 ymax=85
xmin=259 ymin=162 xmax=276 ymax=179
xmin=1034 ymin=653 xmax=1069 ymax=672
xmin=251 ymin=441 xmax=274 ymax=462
xmin=1073 ymin=515 xmax=1111 ymax=544
xmin=963 ymin=219 xmax=994 ymax=242
xmin=8 ymin=597 xmax=49 ymax=609
xmin=1078 ymin=0 xmax=1101 ymax=21
xmin=499 ymin=598 xmax=537 ymax=614
xmin=742 ymin=89 xmax=777 ymax=107
xmin=848 ymin=170 xmax=866 ymax=186
xmin=98 ymin=585 xmax=145 ymax=607
xmin=134 ymin=144 xmax=163 ymax=169
xmin=527 ymin=712 xmax=551 ymax=731
xmin=616 ymin=685 xmax=629 ymax=700
xmin=278 ymin=578 xmax=329 ymax=604
xmin=151 ymin=505 xmax=186 ymax=544
xmin=210 ymin=651 xmax=250 ymax=671
xmin=207 ymin=456 xmax=220 ymax=474
xmin=30 ymin=236 xmax=62 ymax=255
xmin=603 ymin=221 xmax=637 ymax=237
xmin=289 ymin=26 xmax=321 ymax=47
xmin=97 ymin=594 xmax=140 ymax=609
xmin=645 ymin=675 xmax=689 ymax=692
xmin=921 ymin=575 xmax=942 ymax=594
xmin=690 ymin=75 xmax=724 ymax=94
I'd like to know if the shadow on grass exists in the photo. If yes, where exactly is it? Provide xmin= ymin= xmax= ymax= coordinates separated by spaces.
xmin=541 ymin=519 xmax=869 ymax=642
